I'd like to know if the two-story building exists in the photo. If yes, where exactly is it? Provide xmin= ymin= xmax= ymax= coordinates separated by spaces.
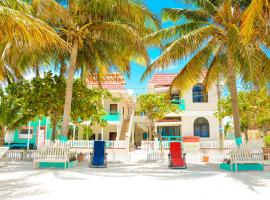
xmin=77 ymin=74 xmax=134 ymax=141
xmin=134 ymin=73 xmax=220 ymax=146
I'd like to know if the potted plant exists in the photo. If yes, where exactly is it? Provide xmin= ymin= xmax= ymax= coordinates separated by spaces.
xmin=263 ymin=135 xmax=270 ymax=160
xmin=202 ymin=150 xmax=209 ymax=163
xmin=77 ymin=152 xmax=84 ymax=162
xmin=69 ymin=153 xmax=77 ymax=162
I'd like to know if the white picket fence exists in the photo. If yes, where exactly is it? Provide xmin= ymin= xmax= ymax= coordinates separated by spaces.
xmin=6 ymin=150 xmax=38 ymax=160
xmin=141 ymin=139 xmax=265 ymax=151
xmin=146 ymin=151 xmax=228 ymax=163
xmin=82 ymin=152 xmax=132 ymax=162
xmin=200 ymin=139 xmax=264 ymax=149
xmin=200 ymin=140 xmax=236 ymax=149
xmin=45 ymin=140 xmax=128 ymax=149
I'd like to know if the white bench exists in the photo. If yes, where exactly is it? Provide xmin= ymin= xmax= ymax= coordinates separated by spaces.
xmin=229 ymin=143 xmax=264 ymax=171
xmin=33 ymin=146 xmax=70 ymax=169
xmin=0 ymin=147 xmax=9 ymax=167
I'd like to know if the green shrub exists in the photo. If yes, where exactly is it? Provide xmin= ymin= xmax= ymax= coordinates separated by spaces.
xmin=264 ymin=135 xmax=270 ymax=147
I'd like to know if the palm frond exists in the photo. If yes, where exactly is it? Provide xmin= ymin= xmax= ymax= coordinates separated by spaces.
xmin=162 ymin=8 xmax=210 ymax=22
xmin=168 ymin=39 xmax=219 ymax=93
xmin=143 ymin=22 xmax=210 ymax=46
xmin=141 ymin=25 xmax=222 ymax=81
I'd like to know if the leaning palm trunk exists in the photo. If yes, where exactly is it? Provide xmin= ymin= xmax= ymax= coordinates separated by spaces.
xmin=217 ymin=77 xmax=224 ymax=150
xmin=150 ymin=119 xmax=164 ymax=157
xmin=227 ymin=55 xmax=242 ymax=145
xmin=0 ymin=127 xmax=4 ymax=145
xmin=61 ymin=38 xmax=79 ymax=136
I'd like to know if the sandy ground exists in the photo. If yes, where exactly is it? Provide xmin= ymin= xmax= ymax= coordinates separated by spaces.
xmin=1 ymin=160 xmax=270 ymax=200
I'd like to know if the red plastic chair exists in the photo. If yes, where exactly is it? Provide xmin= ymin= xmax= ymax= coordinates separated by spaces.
xmin=168 ymin=142 xmax=187 ymax=169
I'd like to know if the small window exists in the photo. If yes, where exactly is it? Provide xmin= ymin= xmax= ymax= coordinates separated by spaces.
xmin=192 ymin=84 xmax=208 ymax=103
xmin=19 ymin=126 xmax=34 ymax=139
xmin=143 ymin=132 xmax=148 ymax=140
xmin=171 ymin=93 xmax=180 ymax=104
xmin=194 ymin=117 xmax=210 ymax=137
xmin=110 ymin=104 xmax=118 ymax=115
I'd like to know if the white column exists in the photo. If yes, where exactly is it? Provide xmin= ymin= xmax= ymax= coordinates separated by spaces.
xmin=45 ymin=117 xmax=48 ymax=141
xmin=117 ymin=124 xmax=119 ymax=141
xmin=27 ymin=121 xmax=31 ymax=150
xmin=37 ymin=119 xmax=40 ymax=146
xmin=73 ymin=124 xmax=76 ymax=140
xmin=101 ymin=127 xmax=104 ymax=140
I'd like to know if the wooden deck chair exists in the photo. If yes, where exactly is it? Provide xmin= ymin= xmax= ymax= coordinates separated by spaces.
xmin=168 ymin=142 xmax=187 ymax=169
xmin=90 ymin=141 xmax=107 ymax=168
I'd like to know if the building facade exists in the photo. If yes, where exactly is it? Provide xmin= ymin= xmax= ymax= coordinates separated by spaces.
xmin=134 ymin=73 xmax=220 ymax=146
xmin=77 ymin=74 xmax=134 ymax=141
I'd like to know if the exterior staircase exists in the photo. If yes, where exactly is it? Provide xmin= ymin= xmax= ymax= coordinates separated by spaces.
xmin=120 ymin=118 xmax=130 ymax=140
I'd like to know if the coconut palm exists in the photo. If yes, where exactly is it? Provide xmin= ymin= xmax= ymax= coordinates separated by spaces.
xmin=142 ymin=0 xmax=270 ymax=144
xmin=240 ymin=0 xmax=270 ymax=41
xmin=0 ymin=0 xmax=68 ymax=81
xmin=0 ymin=89 xmax=30 ymax=145
xmin=42 ymin=0 xmax=159 ymax=136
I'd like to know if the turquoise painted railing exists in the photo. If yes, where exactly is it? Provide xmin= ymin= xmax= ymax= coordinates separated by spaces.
xmin=171 ymin=99 xmax=185 ymax=111
xmin=161 ymin=136 xmax=182 ymax=142
xmin=103 ymin=112 xmax=120 ymax=121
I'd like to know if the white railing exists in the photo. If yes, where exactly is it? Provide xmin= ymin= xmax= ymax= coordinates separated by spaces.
xmin=142 ymin=139 xmax=265 ymax=151
xmin=141 ymin=141 xmax=155 ymax=151
xmin=200 ymin=139 xmax=265 ymax=149
xmin=84 ymin=152 xmax=131 ymax=162
xmin=146 ymin=151 xmax=228 ymax=163
xmin=69 ymin=140 xmax=93 ymax=148
xmin=6 ymin=150 xmax=38 ymax=160
xmin=45 ymin=140 xmax=128 ymax=149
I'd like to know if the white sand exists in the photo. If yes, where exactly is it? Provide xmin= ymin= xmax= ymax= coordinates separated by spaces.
xmin=1 ymin=160 xmax=270 ymax=200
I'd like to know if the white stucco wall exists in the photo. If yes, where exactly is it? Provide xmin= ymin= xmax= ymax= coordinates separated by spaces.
xmin=145 ymin=81 xmax=220 ymax=140
xmin=181 ymin=115 xmax=219 ymax=140
xmin=89 ymin=124 xmax=118 ymax=140
xmin=182 ymin=84 xmax=218 ymax=111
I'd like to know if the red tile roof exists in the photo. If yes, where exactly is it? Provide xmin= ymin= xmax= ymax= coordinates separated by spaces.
xmin=156 ymin=118 xmax=181 ymax=123
xmin=87 ymin=83 xmax=125 ymax=90
xmin=85 ymin=73 xmax=126 ymax=90
xmin=149 ymin=74 xmax=177 ymax=86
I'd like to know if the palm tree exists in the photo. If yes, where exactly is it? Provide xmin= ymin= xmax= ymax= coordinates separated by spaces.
xmin=240 ymin=0 xmax=270 ymax=41
xmin=41 ymin=0 xmax=159 ymax=136
xmin=142 ymin=0 xmax=270 ymax=144
xmin=0 ymin=89 xmax=30 ymax=145
xmin=0 ymin=0 xmax=68 ymax=82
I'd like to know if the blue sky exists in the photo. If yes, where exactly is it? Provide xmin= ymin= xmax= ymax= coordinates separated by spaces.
xmin=125 ymin=0 xmax=193 ymax=95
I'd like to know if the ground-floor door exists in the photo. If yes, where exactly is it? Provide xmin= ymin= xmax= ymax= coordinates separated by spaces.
xmin=109 ymin=132 xmax=117 ymax=141
xmin=37 ymin=126 xmax=46 ymax=146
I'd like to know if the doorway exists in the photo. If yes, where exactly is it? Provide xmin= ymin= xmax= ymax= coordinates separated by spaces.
xmin=109 ymin=132 xmax=117 ymax=141
xmin=37 ymin=126 xmax=46 ymax=146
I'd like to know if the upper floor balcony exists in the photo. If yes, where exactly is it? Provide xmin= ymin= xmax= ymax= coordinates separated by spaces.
xmin=103 ymin=111 xmax=120 ymax=122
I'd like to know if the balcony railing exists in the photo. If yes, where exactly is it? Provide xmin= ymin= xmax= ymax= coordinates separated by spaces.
xmin=171 ymin=99 xmax=185 ymax=111
xmin=103 ymin=112 xmax=120 ymax=121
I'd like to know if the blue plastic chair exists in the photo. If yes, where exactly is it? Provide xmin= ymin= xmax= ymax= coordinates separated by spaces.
xmin=90 ymin=141 xmax=107 ymax=168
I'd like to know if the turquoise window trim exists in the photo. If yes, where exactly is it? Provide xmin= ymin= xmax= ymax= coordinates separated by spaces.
xmin=171 ymin=99 xmax=185 ymax=111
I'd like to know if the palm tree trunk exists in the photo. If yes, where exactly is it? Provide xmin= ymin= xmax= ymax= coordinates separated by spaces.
xmin=150 ymin=119 xmax=164 ymax=157
xmin=217 ymin=77 xmax=224 ymax=150
xmin=51 ymin=121 xmax=57 ymax=141
xmin=35 ymin=63 xmax=40 ymax=77
xmin=227 ymin=57 xmax=242 ymax=146
xmin=61 ymin=38 xmax=79 ymax=136
xmin=0 ymin=126 xmax=4 ymax=146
